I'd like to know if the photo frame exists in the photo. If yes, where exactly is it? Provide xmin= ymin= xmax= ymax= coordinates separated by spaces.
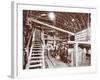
xmin=11 ymin=1 xmax=97 ymax=78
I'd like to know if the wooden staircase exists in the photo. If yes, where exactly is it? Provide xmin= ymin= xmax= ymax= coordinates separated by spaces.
xmin=26 ymin=29 xmax=44 ymax=69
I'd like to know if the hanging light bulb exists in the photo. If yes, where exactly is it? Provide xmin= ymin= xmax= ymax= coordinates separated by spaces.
xmin=72 ymin=18 xmax=75 ymax=22
xmin=48 ymin=12 xmax=55 ymax=21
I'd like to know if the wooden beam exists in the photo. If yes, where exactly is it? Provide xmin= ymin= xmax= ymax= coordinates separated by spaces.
xmin=28 ymin=18 xmax=75 ymax=35
xmin=68 ymin=41 xmax=91 ymax=44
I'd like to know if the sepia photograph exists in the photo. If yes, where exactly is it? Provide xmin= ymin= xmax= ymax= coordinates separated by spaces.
xmin=23 ymin=10 xmax=91 ymax=69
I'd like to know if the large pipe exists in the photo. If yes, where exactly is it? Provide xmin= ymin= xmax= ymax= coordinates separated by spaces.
xmin=28 ymin=18 xmax=75 ymax=35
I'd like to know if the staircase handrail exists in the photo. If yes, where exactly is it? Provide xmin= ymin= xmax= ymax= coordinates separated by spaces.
xmin=26 ymin=28 xmax=36 ymax=69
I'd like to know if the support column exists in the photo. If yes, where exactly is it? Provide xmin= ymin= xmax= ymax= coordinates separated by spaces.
xmin=68 ymin=34 xmax=70 ymax=41
xmin=53 ymin=35 xmax=56 ymax=47
xmin=74 ymin=42 xmax=78 ymax=67
xmin=70 ymin=48 xmax=74 ymax=67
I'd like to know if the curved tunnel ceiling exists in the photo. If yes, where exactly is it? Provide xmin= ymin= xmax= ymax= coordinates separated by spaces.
xmin=23 ymin=10 xmax=91 ymax=33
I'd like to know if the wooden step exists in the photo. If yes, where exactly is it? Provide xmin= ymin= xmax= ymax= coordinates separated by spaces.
xmin=33 ymin=46 xmax=41 ymax=48
xmin=34 ymin=44 xmax=41 ymax=46
xmin=34 ymin=42 xmax=41 ymax=44
xmin=29 ymin=66 xmax=42 ymax=69
xmin=30 ymin=60 xmax=42 ymax=63
xmin=35 ymin=40 xmax=41 ymax=42
xmin=29 ymin=64 xmax=42 ymax=67
xmin=33 ymin=52 xmax=42 ymax=54
xmin=31 ymin=55 xmax=42 ymax=57
xmin=35 ymin=42 xmax=41 ymax=43
xmin=32 ymin=48 xmax=42 ymax=49
xmin=32 ymin=53 xmax=41 ymax=55
xmin=30 ymin=62 xmax=41 ymax=65
xmin=31 ymin=58 xmax=42 ymax=60
xmin=32 ymin=52 xmax=41 ymax=54
xmin=32 ymin=49 xmax=42 ymax=51
xmin=33 ymin=46 xmax=42 ymax=48
xmin=31 ymin=56 xmax=42 ymax=59
xmin=32 ymin=50 xmax=42 ymax=52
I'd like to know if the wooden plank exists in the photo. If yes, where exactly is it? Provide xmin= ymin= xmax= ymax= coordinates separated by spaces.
xmin=28 ymin=18 xmax=75 ymax=35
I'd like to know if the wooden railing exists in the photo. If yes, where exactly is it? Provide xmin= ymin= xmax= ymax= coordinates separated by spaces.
xmin=25 ymin=31 xmax=33 ymax=56
xmin=23 ymin=28 xmax=34 ymax=69
xmin=26 ymin=28 xmax=36 ymax=69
